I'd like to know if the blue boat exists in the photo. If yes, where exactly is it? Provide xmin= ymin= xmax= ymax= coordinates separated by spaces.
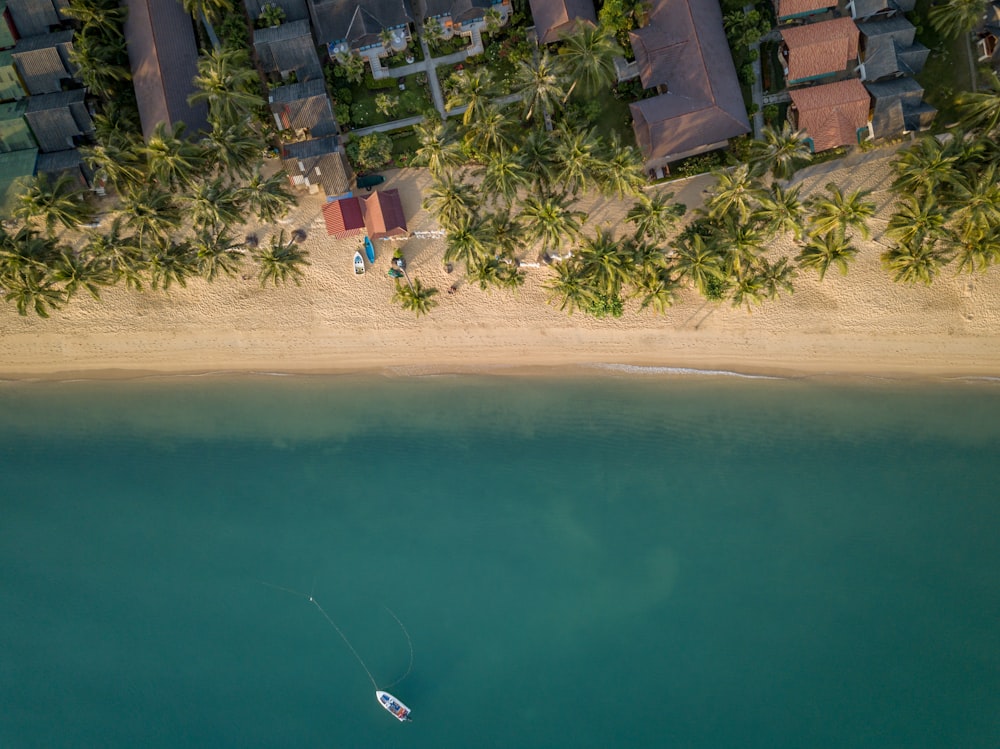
xmin=364 ymin=236 xmax=376 ymax=264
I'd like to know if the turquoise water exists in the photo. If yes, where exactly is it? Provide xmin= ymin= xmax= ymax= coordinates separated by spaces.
xmin=1 ymin=376 xmax=998 ymax=748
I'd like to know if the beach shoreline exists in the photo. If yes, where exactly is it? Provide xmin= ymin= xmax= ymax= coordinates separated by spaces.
xmin=2 ymin=153 xmax=999 ymax=383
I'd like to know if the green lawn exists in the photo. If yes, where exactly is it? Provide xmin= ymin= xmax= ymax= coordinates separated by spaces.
xmin=911 ymin=0 xmax=975 ymax=128
xmin=344 ymin=74 xmax=433 ymax=128
xmin=592 ymin=95 xmax=638 ymax=150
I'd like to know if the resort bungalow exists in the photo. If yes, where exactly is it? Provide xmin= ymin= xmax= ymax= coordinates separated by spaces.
xmin=773 ymin=0 xmax=835 ymax=23
xmin=788 ymin=77 xmax=870 ymax=152
xmin=280 ymin=134 xmax=353 ymax=198
xmin=0 ymin=146 xmax=36 ymax=212
xmin=780 ymin=17 xmax=858 ymax=86
xmin=528 ymin=0 xmax=595 ymax=46
xmin=124 ymin=0 xmax=208 ymax=139
xmin=865 ymin=77 xmax=934 ymax=139
xmin=0 ymin=99 xmax=35 ymax=152
xmin=847 ymin=0 xmax=914 ymax=21
xmin=5 ymin=0 xmax=66 ymax=38
xmin=254 ymin=18 xmax=324 ymax=84
xmin=36 ymin=147 xmax=90 ymax=185
xmin=856 ymin=16 xmax=928 ymax=82
xmin=0 ymin=50 xmax=27 ymax=100
xmin=24 ymin=88 xmax=92 ymax=152
xmin=322 ymin=194 xmax=366 ymax=237
xmin=359 ymin=188 xmax=405 ymax=239
xmin=628 ymin=0 xmax=749 ymax=170
xmin=0 ymin=2 xmax=17 ymax=49
xmin=308 ymin=0 xmax=413 ymax=78
xmin=269 ymin=77 xmax=338 ymax=137
xmin=423 ymin=0 xmax=510 ymax=53
xmin=11 ymin=30 xmax=75 ymax=95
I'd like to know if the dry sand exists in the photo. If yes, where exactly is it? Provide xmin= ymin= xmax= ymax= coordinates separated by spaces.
xmin=2 ymin=146 xmax=999 ymax=381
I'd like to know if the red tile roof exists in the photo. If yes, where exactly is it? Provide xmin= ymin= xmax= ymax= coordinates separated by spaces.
xmin=790 ymin=78 xmax=871 ymax=152
xmin=781 ymin=17 xmax=858 ymax=82
xmin=773 ymin=0 xmax=835 ymax=19
xmin=359 ymin=189 xmax=407 ymax=240
xmin=322 ymin=196 xmax=366 ymax=238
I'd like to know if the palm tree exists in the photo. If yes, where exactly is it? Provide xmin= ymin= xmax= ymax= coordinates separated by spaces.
xmin=730 ymin=271 xmax=767 ymax=311
xmin=884 ymin=193 xmax=947 ymax=247
xmin=81 ymin=138 xmax=144 ymax=194
xmin=333 ymin=51 xmax=366 ymax=84
xmin=180 ymin=0 xmax=234 ymax=24
xmin=120 ymin=187 xmax=181 ymax=248
xmin=446 ymin=69 xmax=495 ymax=126
xmin=553 ymin=124 xmax=600 ymax=196
xmin=481 ymin=151 xmax=529 ymax=206
xmin=575 ymin=228 xmax=630 ymax=298
xmin=512 ymin=51 xmax=564 ymax=123
xmin=632 ymin=266 xmax=678 ymax=314
xmin=393 ymin=278 xmax=439 ymax=316
xmin=517 ymin=128 xmax=559 ymax=189
xmin=140 ymin=122 xmax=205 ymax=189
xmin=81 ymin=218 xmax=145 ymax=290
xmin=14 ymin=173 xmax=94 ymax=235
xmin=1 ymin=267 xmax=65 ymax=317
xmin=718 ymin=216 xmax=765 ymax=279
xmin=943 ymin=226 xmax=1000 ymax=275
xmin=519 ymin=192 xmax=586 ymax=254
xmin=423 ymin=172 xmax=479 ymax=230
xmin=147 ymin=241 xmax=199 ymax=291
xmin=807 ymin=182 xmax=876 ymax=239
xmin=706 ymin=163 xmax=764 ymax=223
xmin=670 ymin=232 xmax=723 ymax=297
xmin=795 ymin=230 xmax=858 ymax=281
xmin=881 ymin=238 xmax=953 ymax=285
xmin=192 ymin=229 xmax=244 ymax=281
xmin=201 ymin=122 xmax=264 ymax=180
xmin=253 ymin=230 xmax=310 ymax=287
xmin=483 ymin=209 xmax=526 ymax=260
xmin=625 ymin=191 xmax=684 ymax=242
xmin=948 ymin=165 xmax=1000 ymax=239
xmin=595 ymin=133 xmax=645 ymax=199
xmin=754 ymin=182 xmax=806 ymax=239
xmin=50 ymin=250 xmax=114 ymax=301
xmin=0 ymin=226 xmax=59 ymax=283
xmin=180 ymin=179 xmax=244 ymax=232
xmin=190 ymin=47 xmax=264 ymax=128
xmin=239 ymin=171 xmax=296 ymax=223
xmin=544 ymin=260 xmax=597 ymax=314
xmin=929 ymin=0 xmax=989 ymax=39
xmin=63 ymin=0 xmax=128 ymax=34
xmin=469 ymin=256 xmax=524 ymax=291
xmin=443 ymin=213 xmax=490 ymax=270
xmin=69 ymin=42 xmax=131 ymax=99
xmin=748 ymin=122 xmax=812 ymax=180
xmin=413 ymin=119 xmax=465 ymax=176
xmin=891 ymin=136 xmax=960 ymax=196
xmin=556 ymin=22 xmax=622 ymax=99
xmin=463 ymin=103 xmax=514 ymax=157
xmin=757 ymin=256 xmax=796 ymax=300
xmin=956 ymin=70 xmax=1000 ymax=134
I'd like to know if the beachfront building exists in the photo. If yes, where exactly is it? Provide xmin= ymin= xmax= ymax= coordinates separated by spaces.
xmin=528 ymin=0 xmax=595 ymax=45
xmin=124 ymin=0 xmax=208 ymax=140
xmin=270 ymin=78 xmax=338 ymax=137
xmin=788 ymin=77 xmax=870 ymax=152
xmin=772 ymin=0 xmax=835 ymax=23
xmin=0 ymin=50 xmax=27 ymax=101
xmin=846 ymin=0 xmax=914 ymax=22
xmin=323 ymin=194 xmax=366 ymax=237
xmin=254 ymin=18 xmax=324 ymax=84
xmin=0 ymin=145 xmax=36 ymax=210
xmin=5 ymin=0 xmax=67 ymax=37
xmin=24 ymin=88 xmax=92 ymax=152
xmin=280 ymin=134 xmax=353 ymax=199
xmin=322 ymin=187 xmax=406 ymax=238
xmin=865 ymin=76 xmax=934 ymax=139
xmin=0 ymin=3 xmax=17 ymax=49
xmin=11 ymin=30 xmax=75 ymax=95
xmin=423 ymin=0 xmax=511 ymax=54
xmin=780 ymin=17 xmax=858 ymax=86
xmin=628 ymin=0 xmax=749 ymax=171
xmin=856 ymin=15 xmax=929 ymax=82
xmin=308 ymin=0 xmax=413 ymax=78
xmin=0 ymin=99 xmax=34 ymax=152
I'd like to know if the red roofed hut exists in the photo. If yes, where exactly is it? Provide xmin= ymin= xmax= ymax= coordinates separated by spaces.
xmin=322 ymin=196 xmax=366 ymax=238
xmin=359 ymin=189 xmax=407 ymax=240
xmin=789 ymin=78 xmax=871 ymax=152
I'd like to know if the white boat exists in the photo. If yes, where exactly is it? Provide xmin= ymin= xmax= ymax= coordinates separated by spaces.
xmin=376 ymin=690 xmax=412 ymax=721
xmin=354 ymin=251 xmax=365 ymax=275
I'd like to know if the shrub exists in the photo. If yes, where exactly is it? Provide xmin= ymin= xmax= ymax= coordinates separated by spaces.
xmin=346 ymin=132 xmax=393 ymax=171
xmin=334 ymin=87 xmax=352 ymax=105
xmin=585 ymin=293 xmax=624 ymax=319
xmin=334 ymin=102 xmax=351 ymax=125
xmin=762 ymin=104 xmax=779 ymax=124
xmin=257 ymin=3 xmax=285 ymax=28
xmin=350 ymin=100 xmax=375 ymax=125
xmin=739 ymin=63 xmax=756 ymax=86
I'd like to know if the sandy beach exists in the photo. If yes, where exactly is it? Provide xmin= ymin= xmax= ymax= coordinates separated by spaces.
xmin=2 ymin=146 xmax=999 ymax=380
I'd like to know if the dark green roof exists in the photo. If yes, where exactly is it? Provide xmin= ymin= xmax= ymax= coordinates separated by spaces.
xmin=0 ymin=147 xmax=37 ymax=214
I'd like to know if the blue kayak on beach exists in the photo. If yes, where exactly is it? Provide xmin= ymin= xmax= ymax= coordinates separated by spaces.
xmin=364 ymin=236 xmax=375 ymax=264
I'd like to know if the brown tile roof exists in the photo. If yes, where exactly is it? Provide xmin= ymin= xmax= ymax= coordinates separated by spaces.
xmin=123 ymin=0 xmax=208 ymax=140
xmin=790 ymin=78 xmax=870 ymax=152
xmin=628 ymin=0 xmax=749 ymax=164
xmin=773 ymin=0 xmax=834 ymax=19
xmin=322 ymin=196 xmax=366 ymax=237
xmin=527 ymin=0 xmax=596 ymax=45
xmin=781 ymin=17 xmax=858 ymax=82
xmin=359 ymin=188 xmax=407 ymax=239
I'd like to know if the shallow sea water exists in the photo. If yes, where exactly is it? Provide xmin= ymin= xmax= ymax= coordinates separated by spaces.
xmin=1 ymin=375 xmax=998 ymax=748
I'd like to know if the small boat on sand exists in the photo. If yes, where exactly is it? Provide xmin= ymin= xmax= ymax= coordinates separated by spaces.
xmin=376 ymin=691 xmax=412 ymax=721
xmin=354 ymin=251 xmax=365 ymax=274
xmin=364 ymin=236 xmax=376 ymax=264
